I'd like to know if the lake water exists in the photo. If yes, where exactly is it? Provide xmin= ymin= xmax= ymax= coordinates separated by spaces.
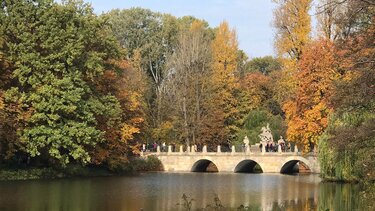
xmin=0 ymin=173 xmax=363 ymax=211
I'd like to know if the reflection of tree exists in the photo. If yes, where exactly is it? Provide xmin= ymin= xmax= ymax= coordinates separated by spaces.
xmin=318 ymin=183 xmax=361 ymax=211
xmin=359 ymin=183 xmax=375 ymax=211
xmin=267 ymin=198 xmax=317 ymax=211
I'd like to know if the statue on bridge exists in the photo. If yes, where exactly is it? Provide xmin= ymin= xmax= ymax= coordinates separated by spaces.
xmin=243 ymin=136 xmax=250 ymax=152
xmin=258 ymin=123 xmax=274 ymax=145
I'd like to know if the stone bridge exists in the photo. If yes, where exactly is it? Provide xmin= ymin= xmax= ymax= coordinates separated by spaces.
xmin=144 ymin=145 xmax=320 ymax=174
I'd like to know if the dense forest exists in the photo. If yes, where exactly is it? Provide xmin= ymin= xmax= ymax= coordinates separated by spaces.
xmin=0 ymin=0 xmax=374 ymax=181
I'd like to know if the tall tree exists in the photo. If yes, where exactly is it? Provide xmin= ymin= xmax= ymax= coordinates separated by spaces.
xmin=273 ymin=0 xmax=312 ymax=60
xmin=105 ymin=8 xmax=179 ymax=129
xmin=205 ymin=21 xmax=239 ymax=144
xmin=163 ymin=21 xmax=212 ymax=146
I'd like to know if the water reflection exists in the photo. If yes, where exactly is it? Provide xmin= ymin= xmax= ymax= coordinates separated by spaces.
xmin=0 ymin=173 xmax=369 ymax=211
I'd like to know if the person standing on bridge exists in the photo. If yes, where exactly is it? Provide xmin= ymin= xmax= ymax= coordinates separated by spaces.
xmin=162 ymin=142 xmax=166 ymax=152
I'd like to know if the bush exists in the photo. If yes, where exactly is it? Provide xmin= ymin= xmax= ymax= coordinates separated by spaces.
xmin=0 ymin=168 xmax=60 ymax=181
xmin=129 ymin=155 xmax=163 ymax=172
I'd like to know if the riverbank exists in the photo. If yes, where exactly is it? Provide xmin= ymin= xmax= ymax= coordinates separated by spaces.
xmin=0 ymin=156 xmax=162 ymax=181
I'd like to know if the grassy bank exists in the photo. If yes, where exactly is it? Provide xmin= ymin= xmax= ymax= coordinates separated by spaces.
xmin=0 ymin=155 xmax=163 ymax=181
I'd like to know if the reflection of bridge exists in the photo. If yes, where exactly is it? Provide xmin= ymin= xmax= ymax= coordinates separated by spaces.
xmin=144 ymin=145 xmax=320 ymax=174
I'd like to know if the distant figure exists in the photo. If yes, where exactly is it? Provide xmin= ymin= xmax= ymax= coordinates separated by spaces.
xmin=162 ymin=142 xmax=166 ymax=152
xmin=277 ymin=136 xmax=285 ymax=145
xmin=142 ymin=143 xmax=146 ymax=152
xmin=153 ymin=142 xmax=157 ymax=152
xmin=259 ymin=143 xmax=263 ymax=152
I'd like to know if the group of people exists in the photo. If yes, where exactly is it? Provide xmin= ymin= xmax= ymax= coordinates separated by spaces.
xmin=259 ymin=141 xmax=292 ymax=152
xmin=141 ymin=142 xmax=170 ymax=152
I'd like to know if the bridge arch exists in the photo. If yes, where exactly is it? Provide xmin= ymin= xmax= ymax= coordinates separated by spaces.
xmin=279 ymin=156 xmax=312 ymax=174
xmin=234 ymin=159 xmax=263 ymax=173
xmin=191 ymin=159 xmax=219 ymax=172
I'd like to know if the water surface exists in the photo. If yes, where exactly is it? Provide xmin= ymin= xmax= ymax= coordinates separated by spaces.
xmin=0 ymin=173 xmax=362 ymax=210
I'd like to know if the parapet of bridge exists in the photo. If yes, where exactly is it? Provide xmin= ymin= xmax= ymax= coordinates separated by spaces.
xmin=143 ymin=145 xmax=320 ymax=174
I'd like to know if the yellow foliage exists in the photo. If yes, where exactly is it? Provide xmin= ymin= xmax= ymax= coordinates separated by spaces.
xmin=121 ymin=123 xmax=141 ymax=142
xmin=0 ymin=95 xmax=4 ymax=110
xmin=151 ymin=121 xmax=175 ymax=143
xmin=190 ymin=20 xmax=205 ymax=32
xmin=205 ymin=21 xmax=240 ymax=142
xmin=273 ymin=0 xmax=312 ymax=60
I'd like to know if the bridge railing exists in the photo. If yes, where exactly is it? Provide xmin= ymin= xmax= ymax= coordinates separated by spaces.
xmin=141 ymin=144 xmax=315 ymax=157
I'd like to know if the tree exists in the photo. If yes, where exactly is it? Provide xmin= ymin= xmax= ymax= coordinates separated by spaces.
xmin=163 ymin=20 xmax=212 ymax=146
xmin=245 ymin=56 xmax=281 ymax=75
xmin=272 ymin=0 xmax=313 ymax=107
xmin=1 ymin=0 xmax=121 ymax=166
xmin=235 ymin=50 xmax=248 ymax=79
xmin=322 ymin=13 xmax=375 ymax=181
xmin=105 ymin=8 xmax=180 ymax=129
xmin=284 ymin=39 xmax=339 ymax=152
xmin=316 ymin=0 xmax=374 ymax=40
xmin=273 ymin=0 xmax=312 ymax=60
xmin=91 ymin=59 xmax=148 ymax=169
xmin=205 ymin=21 xmax=239 ymax=144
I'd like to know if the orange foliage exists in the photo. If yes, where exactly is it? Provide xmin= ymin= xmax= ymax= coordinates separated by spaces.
xmin=241 ymin=72 xmax=272 ymax=110
xmin=284 ymin=39 xmax=339 ymax=152
xmin=91 ymin=59 xmax=147 ymax=164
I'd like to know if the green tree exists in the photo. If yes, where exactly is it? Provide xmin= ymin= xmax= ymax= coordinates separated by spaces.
xmin=105 ymin=8 xmax=182 ymax=140
xmin=245 ymin=56 xmax=281 ymax=75
xmin=1 ymin=0 xmax=121 ymax=166
xmin=318 ymin=1 xmax=375 ymax=182
xmin=236 ymin=109 xmax=286 ymax=146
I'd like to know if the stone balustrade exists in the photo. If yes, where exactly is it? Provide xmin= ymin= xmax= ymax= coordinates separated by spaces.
xmin=152 ymin=144 xmax=302 ymax=157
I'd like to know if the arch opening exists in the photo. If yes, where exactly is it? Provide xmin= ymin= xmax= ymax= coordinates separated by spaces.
xmin=234 ymin=160 xmax=263 ymax=173
xmin=280 ymin=160 xmax=311 ymax=174
xmin=191 ymin=159 xmax=218 ymax=172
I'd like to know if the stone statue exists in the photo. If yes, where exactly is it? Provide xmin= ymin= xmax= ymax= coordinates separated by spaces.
xmin=243 ymin=136 xmax=249 ymax=146
xmin=258 ymin=123 xmax=274 ymax=145
xmin=243 ymin=136 xmax=250 ymax=153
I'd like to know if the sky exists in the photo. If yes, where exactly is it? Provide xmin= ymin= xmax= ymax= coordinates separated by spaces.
xmin=84 ymin=0 xmax=277 ymax=58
